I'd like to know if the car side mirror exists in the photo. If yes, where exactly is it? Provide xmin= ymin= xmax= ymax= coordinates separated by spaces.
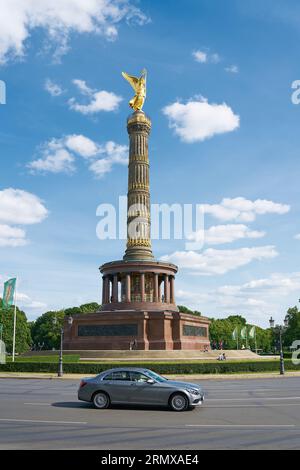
xmin=147 ymin=379 xmax=155 ymax=384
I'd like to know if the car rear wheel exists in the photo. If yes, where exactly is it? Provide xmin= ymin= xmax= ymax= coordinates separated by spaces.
xmin=169 ymin=393 xmax=189 ymax=412
xmin=93 ymin=391 xmax=110 ymax=409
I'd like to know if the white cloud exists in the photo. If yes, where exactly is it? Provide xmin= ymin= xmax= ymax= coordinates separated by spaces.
xmin=100 ymin=141 xmax=128 ymax=164
xmin=176 ymin=289 xmax=211 ymax=304
xmin=0 ymin=276 xmax=47 ymax=311
xmin=65 ymin=134 xmax=99 ymax=158
xmin=28 ymin=140 xmax=76 ymax=174
xmin=218 ymin=272 xmax=300 ymax=298
xmin=192 ymin=50 xmax=207 ymax=63
xmin=71 ymin=79 xmax=92 ymax=95
xmin=0 ymin=224 xmax=27 ymax=247
xmin=225 ymin=65 xmax=239 ymax=74
xmin=28 ymin=135 xmax=128 ymax=177
xmin=0 ymin=189 xmax=48 ymax=248
xmin=163 ymin=97 xmax=240 ymax=143
xmin=188 ymin=224 xmax=265 ymax=245
xmin=0 ymin=188 xmax=48 ymax=225
xmin=176 ymin=272 xmax=300 ymax=326
xmin=294 ymin=234 xmax=300 ymax=240
xmin=161 ymin=245 xmax=278 ymax=276
xmin=89 ymin=159 xmax=113 ymax=177
xmin=213 ymin=272 xmax=300 ymax=321
xmin=0 ymin=0 xmax=149 ymax=64
xmin=89 ymin=141 xmax=128 ymax=177
xmin=203 ymin=197 xmax=290 ymax=222
xmin=69 ymin=79 xmax=122 ymax=114
xmin=16 ymin=292 xmax=47 ymax=311
xmin=44 ymin=79 xmax=64 ymax=96
xmin=192 ymin=50 xmax=220 ymax=64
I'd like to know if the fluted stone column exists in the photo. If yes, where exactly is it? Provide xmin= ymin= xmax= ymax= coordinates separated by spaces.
xmin=164 ymin=274 xmax=170 ymax=303
xmin=125 ymin=274 xmax=131 ymax=302
xmin=123 ymin=111 xmax=153 ymax=261
xmin=154 ymin=273 xmax=159 ymax=303
xmin=112 ymin=274 xmax=118 ymax=303
xmin=140 ymin=273 xmax=145 ymax=302
xmin=170 ymin=276 xmax=175 ymax=304
xmin=104 ymin=277 xmax=110 ymax=303
xmin=102 ymin=276 xmax=106 ymax=304
xmin=158 ymin=278 xmax=162 ymax=303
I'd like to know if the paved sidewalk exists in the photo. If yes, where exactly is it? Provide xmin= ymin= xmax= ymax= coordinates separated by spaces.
xmin=1 ymin=371 xmax=300 ymax=381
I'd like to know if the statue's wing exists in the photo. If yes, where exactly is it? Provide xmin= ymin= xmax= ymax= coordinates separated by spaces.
xmin=122 ymin=72 xmax=139 ymax=92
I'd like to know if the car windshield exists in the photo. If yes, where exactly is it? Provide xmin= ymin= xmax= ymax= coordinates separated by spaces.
xmin=145 ymin=370 xmax=167 ymax=383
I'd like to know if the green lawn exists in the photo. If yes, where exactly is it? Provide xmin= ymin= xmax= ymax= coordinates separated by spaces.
xmin=7 ymin=355 xmax=80 ymax=363
xmin=9 ymin=356 xmax=279 ymax=364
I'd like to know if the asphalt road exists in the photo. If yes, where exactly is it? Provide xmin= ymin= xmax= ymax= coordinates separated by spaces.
xmin=0 ymin=376 xmax=300 ymax=450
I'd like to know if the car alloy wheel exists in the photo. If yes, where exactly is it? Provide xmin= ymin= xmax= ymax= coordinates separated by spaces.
xmin=170 ymin=393 xmax=188 ymax=412
xmin=93 ymin=392 xmax=110 ymax=409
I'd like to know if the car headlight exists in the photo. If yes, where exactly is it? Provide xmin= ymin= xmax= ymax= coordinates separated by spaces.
xmin=185 ymin=388 xmax=200 ymax=395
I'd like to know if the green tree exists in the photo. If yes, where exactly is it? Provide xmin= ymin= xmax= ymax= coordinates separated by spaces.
xmin=209 ymin=318 xmax=237 ymax=349
xmin=64 ymin=302 xmax=101 ymax=317
xmin=209 ymin=315 xmax=273 ymax=352
xmin=30 ymin=302 xmax=101 ymax=350
xmin=284 ymin=306 xmax=300 ymax=348
xmin=0 ymin=299 xmax=32 ymax=353
xmin=248 ymin=326 xmax=273 ymax=353
xmin=31 ymin=310 xmax=65 ymax=350
xmin=178 ymin=305 xmax=201 ymax=316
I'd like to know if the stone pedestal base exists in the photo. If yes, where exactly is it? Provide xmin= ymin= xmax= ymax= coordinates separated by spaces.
xmin=63 ymin=311 xmax=210 ymax=351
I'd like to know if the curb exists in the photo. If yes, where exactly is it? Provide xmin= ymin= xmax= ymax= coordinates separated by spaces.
xmin=1 ymin=371 xmax=300 ymax=381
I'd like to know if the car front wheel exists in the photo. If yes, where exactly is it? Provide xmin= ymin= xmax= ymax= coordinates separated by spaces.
xmin=93 ymin=391 xmax=110 ymax=409
xmin=169 ymin=393 xmax=189 ymax=412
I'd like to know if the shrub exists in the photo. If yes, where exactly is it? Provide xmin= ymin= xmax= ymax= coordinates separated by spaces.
xmin=1 ymin=359 xmax=299 ymax=375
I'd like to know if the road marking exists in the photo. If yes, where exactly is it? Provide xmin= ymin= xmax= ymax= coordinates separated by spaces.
xmin=0 ymin=418 xmax=87 ymax=425
xmin=205 ymin=389 xmax=300 ymax=394
xmin=186 ymin=424 xmax=296 ymax=428
xmin=207 ymin=396 xmax=300 ymax=401
xmin=205 ymin=403 xmax=300 ymax=408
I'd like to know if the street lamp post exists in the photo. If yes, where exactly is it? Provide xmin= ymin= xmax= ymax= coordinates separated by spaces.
xmin=269 ymin=315 xmax=289 ymax=376
xmin=58 ymin=327 xmax=64 ymax=377
xmin=53 ymin=315 xmax=73 ymax=378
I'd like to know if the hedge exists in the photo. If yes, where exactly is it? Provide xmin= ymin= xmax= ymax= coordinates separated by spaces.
xmin=1 ymin=359 xmax=300 ymax=375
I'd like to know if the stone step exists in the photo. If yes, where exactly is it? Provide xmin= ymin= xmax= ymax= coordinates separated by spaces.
xmin=23 ymin=349 xmax=268 ymax=360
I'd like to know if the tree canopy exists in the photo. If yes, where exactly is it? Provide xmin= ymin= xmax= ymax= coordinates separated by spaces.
xmin=64 ymin=302 xmax=101 ymax=317
xmin=0 ymin=299 xmax=31 ymax=353
xmin=30 ymin=310 xmax=65 ymax=350
xmin=283 ymin=306 xmax=300 ymax=348
xmin=30 ymin=302 xmax=101 ymax=350
xmin=209 ymin=315 xmax=273 ymax=351
xmin=178 ymin=305 xmax=201 ymax=316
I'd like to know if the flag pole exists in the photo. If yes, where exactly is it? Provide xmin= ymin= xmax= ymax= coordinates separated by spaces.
xmin=237 ymin=328 xmax=239 ymax=350
xmin=12 ymin=277 xmax=17 ymax=363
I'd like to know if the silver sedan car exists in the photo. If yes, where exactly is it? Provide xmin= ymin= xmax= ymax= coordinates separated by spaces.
xmin=78 ymin=367 xmax=204 ymax=412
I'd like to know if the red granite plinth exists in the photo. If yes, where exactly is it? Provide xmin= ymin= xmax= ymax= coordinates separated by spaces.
xmin=63 ymin=311 xmax=210 ymax=351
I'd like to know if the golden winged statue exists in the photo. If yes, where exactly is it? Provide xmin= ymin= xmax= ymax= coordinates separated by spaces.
xmin=122 ymin=69 xmax=147 ymax=111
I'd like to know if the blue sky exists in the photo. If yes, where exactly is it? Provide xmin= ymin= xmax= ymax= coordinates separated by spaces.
xmin=0 ymin=0 xmax=300 ymax=326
